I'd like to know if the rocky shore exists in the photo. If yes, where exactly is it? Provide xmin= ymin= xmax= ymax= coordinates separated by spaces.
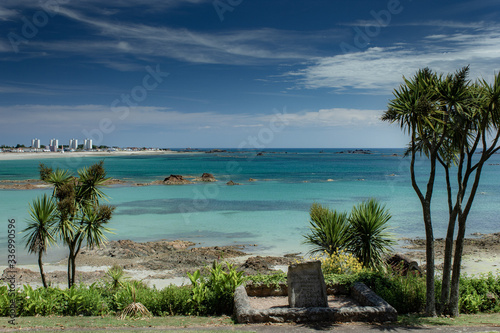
xmin=3 ymin=233 xmax=500 ymax=289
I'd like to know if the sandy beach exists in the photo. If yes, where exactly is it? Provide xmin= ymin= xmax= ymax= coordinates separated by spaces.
xmin=0 ymin=149 xmax=186 ymax=161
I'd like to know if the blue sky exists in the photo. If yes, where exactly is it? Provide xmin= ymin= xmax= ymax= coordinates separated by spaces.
xmin=1 ymin=0 xmax=499 ymax=148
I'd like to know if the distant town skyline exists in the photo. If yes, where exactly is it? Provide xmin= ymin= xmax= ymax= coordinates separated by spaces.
xmin=1 ymin=1 xmax=499 ymax=148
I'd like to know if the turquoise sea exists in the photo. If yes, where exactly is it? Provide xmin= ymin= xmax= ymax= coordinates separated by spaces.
xmin=1 ymin=148 xmax=500 ymax=265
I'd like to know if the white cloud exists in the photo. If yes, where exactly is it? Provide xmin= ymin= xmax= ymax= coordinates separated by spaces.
xmin=276 ymin=108 xmax=383 ymax=127
xmin=288 ymin=28 xmax=500 ymax=93
xmin=0 ymin=6 xmax=17 ymax=21
xmin=17 ymin=7 xmax=320 ymax=66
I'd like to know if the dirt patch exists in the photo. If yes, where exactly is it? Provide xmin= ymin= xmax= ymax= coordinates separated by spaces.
xmin=0 ymin=179 xmax=48 ymax=189
xmin=248 ymin=295 xmax=359 ymax=310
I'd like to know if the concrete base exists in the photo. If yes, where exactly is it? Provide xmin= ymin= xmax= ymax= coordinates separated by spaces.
xmin=234 ymin=282 xmax=397 ymax=323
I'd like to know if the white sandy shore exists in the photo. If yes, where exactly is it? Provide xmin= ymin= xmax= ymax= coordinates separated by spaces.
xmin=0 ymin=150 xmax=189 ymax=161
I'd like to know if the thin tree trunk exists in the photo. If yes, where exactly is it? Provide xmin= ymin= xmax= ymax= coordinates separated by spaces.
xmin=440 ymin=210 xmax=457 ymax=314
xmin=423 ymin=203 xmax=436 ymax=317
xmin=410 ymin=146 xmax=437 ymax=317
xmin=38 ymin=251 xmax=47 ymax=288
xmin=439 ymin=161 xmax=455 ymax=315
xmin=67 ymin=243 xmax=76 ymax=288
xmin=70 ymin=254 xmax=77 ymax=287
xmin=449 ymin=214 xmax=466 ymax=317
xmin=449 ymin=161 xmax=485 ymax=316
xmin=67 ymin=253 xmax=72 ymax=288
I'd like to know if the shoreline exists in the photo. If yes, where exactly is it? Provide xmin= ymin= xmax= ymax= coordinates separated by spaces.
xmin=0 ymin=150 xmax=190 ymax=161
xmin=2 ymin=234 xmax=500 ymax=290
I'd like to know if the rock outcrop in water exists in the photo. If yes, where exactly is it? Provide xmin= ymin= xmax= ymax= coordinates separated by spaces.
xmin=198 ymin=173 xmax=217 ymax=182
xmin=163 ymin=175 xmax=192 ymax=185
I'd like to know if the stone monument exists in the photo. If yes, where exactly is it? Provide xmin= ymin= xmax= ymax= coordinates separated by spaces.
xmin=287 ymin=261 xmax=328 ymax=308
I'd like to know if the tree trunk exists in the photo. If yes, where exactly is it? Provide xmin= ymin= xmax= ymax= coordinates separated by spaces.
xmin=440 ymin=207 xmax=459 ymax=314
xmin=71 ymin=254 xmax=77 ymax=287
xmin=423 ymin=203 xmax=436 ymax=317
xmin=449 ymin=215 xmax=466 ymax=316
xmin=449 ymin=162 xmax=485 ymax=316
xmin=67 ymin=253 xmax=72 ymax=288
xmin=38 ymin=251 xmax=47 ymax=288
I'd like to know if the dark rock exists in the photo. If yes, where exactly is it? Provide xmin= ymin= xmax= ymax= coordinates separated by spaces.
xmin=200 ymin=173 xmax=217 ymax=182
xmin=205 ymin=149 xmax=227 ymax=153
xmin=386 ymin=254 xmax=422 ymax=276
xmin=227 ymin=180 xmax=241 ymax=185
xmin=163 ymin=174 xmax=192 ymax=185
xmin=241 ymin=256 xmax=270 ymax=273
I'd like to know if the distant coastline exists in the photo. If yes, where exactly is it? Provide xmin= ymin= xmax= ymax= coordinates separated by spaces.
xmin=0 ymin=149 xmax=188 ymax=161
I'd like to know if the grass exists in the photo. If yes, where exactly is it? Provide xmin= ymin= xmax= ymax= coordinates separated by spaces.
xmin=1 ymin=313 xmax=500 ymax=332
xmin=397 ymin=313 xmax=500 ymax=327
xmin=1 ymin=315 xmax=235 ymax=331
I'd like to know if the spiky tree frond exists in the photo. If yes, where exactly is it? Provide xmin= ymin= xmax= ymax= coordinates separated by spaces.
xmin=303 ymin=203 xmax=350 ymax=255
xmin=346 ymin=199 xmax=395 ymax=270
xmin=23 ymin=194 xmax=58 ymax=254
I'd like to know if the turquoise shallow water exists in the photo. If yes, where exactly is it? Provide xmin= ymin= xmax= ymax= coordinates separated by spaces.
xmin=1 ymin=148 xmax=499 ymax=265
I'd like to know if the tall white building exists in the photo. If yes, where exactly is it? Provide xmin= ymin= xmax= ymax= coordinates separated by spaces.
xmin=31 ymin=138 xmax=40 ymax=149
xmin=69 ymin=138 xmax=78 ymax=150
xmin=84 ymin=139 xmax=93 ymax=150
xmin=49 ymin=138 xmax=59 ymax=152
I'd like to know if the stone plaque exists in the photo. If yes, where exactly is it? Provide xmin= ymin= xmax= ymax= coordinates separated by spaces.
xmin=287 ymin=261 xmax=328 ymax=308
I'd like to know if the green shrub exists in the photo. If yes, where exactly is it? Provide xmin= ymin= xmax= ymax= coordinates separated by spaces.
xmin=3 ymin=270 xmax=499 ymax=317
xmin=459 ymin=273 xmax=500 ymax=313
xmin=248 ymin=272 xmax=287 ymax=288
xmin=158 ymin=285 xmax=195 ymax=315
xmin=354 ymin=270 xmax=426 ymax=314
xmin=187 ymin=260 xmax=246 ymax=315
xmin=78 ymin=283 xmax=108 ymax=316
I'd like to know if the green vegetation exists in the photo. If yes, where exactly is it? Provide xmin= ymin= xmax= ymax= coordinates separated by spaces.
xmin=188 ymin=261 xmax=247 ymax=315
xmin=304 ymin=203 xmax=349 ymax=255
xmin=348 ymin=199 xmax=394 ymax=269
xmin=1 ymin=261 xmax=246 ymax=318
xmin=383 ymin=67 xmax=500 ymax=316
xmin=303 ymin=199 xmax=395 ymax=269
xmin=22 ymin=194 xmax=58 ymax=288
xmin=33 ymin=161 xmax=114 ymax=288
xmin=1 ymin=261 xmax=499 ymax=326
xmin=1 ymin=315 xmax=234 ymax=330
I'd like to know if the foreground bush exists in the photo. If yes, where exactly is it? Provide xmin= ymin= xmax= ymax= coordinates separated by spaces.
xmin=457 ymin=273 xmax=500 ymax=314
xmin=303 ymin=199 xmax=395 ymax=269
xmin=2 ymin=269 xmax=499 ymax=317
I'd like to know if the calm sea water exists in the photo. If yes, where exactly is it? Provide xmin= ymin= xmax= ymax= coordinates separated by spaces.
xmin=1 ymin=148 xmax=500 ymax=265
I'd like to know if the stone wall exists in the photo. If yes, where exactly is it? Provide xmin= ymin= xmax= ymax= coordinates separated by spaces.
xmin=234 ymin=282 xmax=397 ymax=323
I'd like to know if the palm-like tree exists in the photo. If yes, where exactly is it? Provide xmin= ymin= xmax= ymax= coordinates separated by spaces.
xmin=303 ymin=203 xmax=349 ymax=255
xmin=37 ymin=161 xmax=114 ymax=287
xmin=23 ymin=194 xmax=58 ymax=288
xmin=383 ymin=66 xmax=500 ymax=317
xmin=346 ymin=199 xmax=394 ymax=270
xmin=382 ymin=68 xmax=447 ymax=316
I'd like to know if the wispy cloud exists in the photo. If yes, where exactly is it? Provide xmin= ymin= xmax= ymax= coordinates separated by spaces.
xmin=7 ymin=6 xmax=325 ymax=66
xmin=0 ymin=6 xmax=17 ymax=21
xmin=288 ymin=27 xmax=500 ymax=93
xmin=1 ymin=2 xmax=343 ymax=66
